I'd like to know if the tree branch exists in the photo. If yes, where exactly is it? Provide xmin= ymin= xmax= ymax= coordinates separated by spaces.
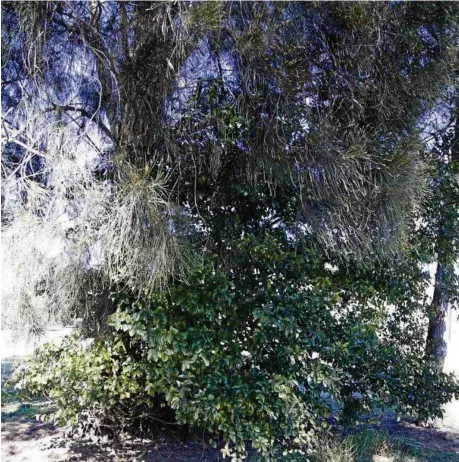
xmin=47 ymin=104 xmax=113 ymax=141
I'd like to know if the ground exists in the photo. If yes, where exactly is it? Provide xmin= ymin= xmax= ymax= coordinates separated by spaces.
xmin=1 ymin=399 xmax=224 ymax=462
xmin=2 ymin=396 xmax=458 ymax=462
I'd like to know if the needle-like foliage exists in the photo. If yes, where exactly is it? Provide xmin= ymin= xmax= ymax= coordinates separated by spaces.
xmin=2 ymin=1 xmax=458 ymax=332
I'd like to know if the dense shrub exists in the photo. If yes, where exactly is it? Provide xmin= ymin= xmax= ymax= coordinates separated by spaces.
xmin=11 ymin=234 xmax=459 ymax=460
xmin=10 ymin=334 xmax=177 ymax=437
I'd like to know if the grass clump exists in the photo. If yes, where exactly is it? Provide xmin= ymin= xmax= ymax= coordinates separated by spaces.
xmin=287 ymin=428 xmax=459 ymax=462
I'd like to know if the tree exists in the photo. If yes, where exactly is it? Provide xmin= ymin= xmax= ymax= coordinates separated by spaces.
xmin=2 ymin=2 xmax=458 ymax=332
xmin=424 ymin=89 xmax=459 ymax=371
xmin=4 ymin=3 xmax=459 ymax=458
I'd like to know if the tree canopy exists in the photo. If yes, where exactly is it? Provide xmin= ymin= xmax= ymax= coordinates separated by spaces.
xmin=2 ymin=2 xmax=459 ymax=460
xmin=2 ymin=1 xmax=459 ymax=328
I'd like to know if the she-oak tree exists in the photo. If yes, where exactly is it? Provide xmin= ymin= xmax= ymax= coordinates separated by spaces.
xmin=2 ymin=3 xmax=459 ymax=459
xmin=2 ymin=1 xmax=458 ymax=327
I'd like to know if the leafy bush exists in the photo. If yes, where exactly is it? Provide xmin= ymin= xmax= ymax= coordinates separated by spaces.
xmin=9 ymin=334 xmax=176 ymax=437
xmin=10 ymin=234 xmax=459 ymax=460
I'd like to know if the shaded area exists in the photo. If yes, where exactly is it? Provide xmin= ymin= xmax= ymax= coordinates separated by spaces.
xmin=1 ymin=417 xmax=225 ymax=462
xmin=2 ymin=410 xmax=459 ymax=462
xmin=382 ymin=418 xmax=459 ymax=460
xmin=1 ymin=396 xmax=224 ymax=462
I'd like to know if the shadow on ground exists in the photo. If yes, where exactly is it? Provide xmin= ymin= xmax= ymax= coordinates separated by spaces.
xmin=3 ymin=413 xmax=459 ymax=462
xmin=1 ymin=414 xmax=225 ymax=462
xmin=1 ymin=391 xmax=458 ymax=461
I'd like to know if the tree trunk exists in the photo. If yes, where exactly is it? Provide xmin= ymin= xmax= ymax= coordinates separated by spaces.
xmin=426 ymin=257 xmax=449 ymax=371
xmin=425 ymin=100 xmax=459 ymax=372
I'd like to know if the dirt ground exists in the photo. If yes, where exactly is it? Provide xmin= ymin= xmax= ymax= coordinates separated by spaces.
xmin=2 ymin=400 xmax=458 ymax=462
xmin=1 ymin=416 xmax=224 ymax=462
xmin=1 ymin=397 xmax=226 ymax=462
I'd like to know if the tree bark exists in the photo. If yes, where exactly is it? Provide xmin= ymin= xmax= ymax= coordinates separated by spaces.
xmin=426 ymin=256 xmax=449 ymax=371
xmin=425 ymin=100 xmax=459 ymax=372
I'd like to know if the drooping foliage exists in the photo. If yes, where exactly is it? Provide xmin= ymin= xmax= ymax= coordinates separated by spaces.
xmin=2 ymin=1 xmax=459 ymax=327
xmin=3 ymin=2 xmax=459 ymax=460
